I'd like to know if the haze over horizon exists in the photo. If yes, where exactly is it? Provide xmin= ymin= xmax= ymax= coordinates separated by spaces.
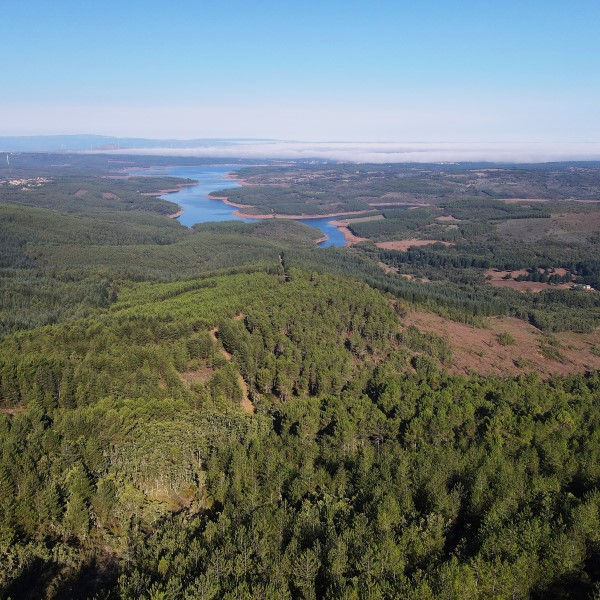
xmin=2 ymin=0 xmax=599 ymax=153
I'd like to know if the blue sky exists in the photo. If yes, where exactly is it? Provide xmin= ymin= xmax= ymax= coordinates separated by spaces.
xmin=2 ymin=0 xmax=599 ymax=141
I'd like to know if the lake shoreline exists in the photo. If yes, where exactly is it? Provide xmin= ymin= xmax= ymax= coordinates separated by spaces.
xmin=218 ymin=170 xmax=362 ymax=246
xmin=132 ymin=165 xmax=348 ymax=247
xmin=327 ymin=221 xmax=368 ymax=245
xmin=142 ymin=181 xmax=198 ymax=197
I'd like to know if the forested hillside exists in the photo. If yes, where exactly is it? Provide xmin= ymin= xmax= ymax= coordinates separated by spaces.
xmin=0 ymin=157 xmax=599 ymax=599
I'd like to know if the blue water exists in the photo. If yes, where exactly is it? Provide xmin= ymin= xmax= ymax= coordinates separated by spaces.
xmin=296 ymin=217 xmax=346 ymax=248
xmin=129 ymin=165 xmax=345 ymax=247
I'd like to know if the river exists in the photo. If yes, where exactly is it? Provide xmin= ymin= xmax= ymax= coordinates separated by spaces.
xmin=129 ymin=165 xmax=346 ymax=247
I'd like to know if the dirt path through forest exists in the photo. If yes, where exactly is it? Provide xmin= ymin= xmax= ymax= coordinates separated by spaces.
xmin=209 ymin=322 xmax=255 ymax=413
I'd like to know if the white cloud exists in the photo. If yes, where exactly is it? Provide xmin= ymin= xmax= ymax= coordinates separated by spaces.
xmin=93 ymin=140 xmax=600 ymax=163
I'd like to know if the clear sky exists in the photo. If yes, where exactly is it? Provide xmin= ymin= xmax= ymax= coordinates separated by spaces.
xmin=2 ymin=0 xmax=599 ymax=142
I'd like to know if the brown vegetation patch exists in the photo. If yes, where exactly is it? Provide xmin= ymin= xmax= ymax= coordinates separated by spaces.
xmin=484 ymin=269 xmax=572 ymax=293
xmin=497 ymin=211 xmax=600 ymax=243
xmin=436 ymin=215 xmax=461 ymax=222
xmin=378 ymin=261 xmax=397 ymax=274
xmin=74 ymin=189 xmax=88 ymax=197
xmin=101 ymin=192 xmax=119 ymax=200
xmin=340 ymin=214 xmax=386 ymax=224
xmin=209 ymin=327 xmax=232 ymax=360
xmin=488 ymin=280 xmax=571 ymax=292
xmin=210 ymin=322 xmax=254 ymax=413
xmin=404 ymin=311 xmax=600 ymax=378
xmin=232 ymin=209 xmax=374 ymax=220
xmin=400 ymin=273 xmax=431 ymax=283
xmin=179 ymin=366 xmax=214 ymax=388
xmin=376 ymin=239 xmax=455 ymax=251
xmin=142 ymin=182 xmax=198 ymax=196
xmin=502 ymin=198 xmax=549 ymax=204
xmin=368 ymin=201 xmax=427 ymax=207
xmin=0 ymin=406 xmax=26 ymax=416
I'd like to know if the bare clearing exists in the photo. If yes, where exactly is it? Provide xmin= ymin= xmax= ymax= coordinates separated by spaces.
xmin=497 ymin=211 xmax=600 ymax=243
xmin=376 ymin=239 xmax=455 ymax=251
xmin=340 ymin=214 xmax=386 ymax=224
xmin=378 ymin=261 xmax=397 ymax=274
xmin=502 ymin=198 xmax=549 ymax=204
xmin=179 ymin=366 xmax=214 ymax=388
xmin=405 ymin=310 xmax=600 ymax=378
xmin=0 ymin=406 xmax=26 ymax=416
xmin=484 ymin=269 xmax=572 ymax=293
xmin=209 ymin=321 xmax=254 ymax=413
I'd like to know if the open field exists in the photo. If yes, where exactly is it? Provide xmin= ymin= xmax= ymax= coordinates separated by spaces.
xmin=484 ymin=269 xmax=573 ymax=292
xmin=497 ymin=210 xmax=600 ymax=242
xmin=376 ymin=239 xmax=455 ymax=251
xmin=404 ymin=310 xmax=600 ymax=378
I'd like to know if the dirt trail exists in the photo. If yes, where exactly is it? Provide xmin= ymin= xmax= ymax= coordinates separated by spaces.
xmin=0 ymin=406 xmax=26 ymax=415
xmin=209 ymin=327 xmax=232 ymax=359
xmin=237 ymin=375 xmax=254 ymax=414
xmin=210 ymin=322 xmax=255 ymax=413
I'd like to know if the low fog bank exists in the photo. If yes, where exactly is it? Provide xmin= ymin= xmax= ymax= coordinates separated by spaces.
xmin=91 ymin=141 xmax=600 ymax=163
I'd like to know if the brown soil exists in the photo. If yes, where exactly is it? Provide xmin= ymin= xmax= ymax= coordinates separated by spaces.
xmin=232 ymin=209 xmax=375 ymax=220
xmin=101 ymin=192 xmax=119 ymax=200
xmin=436 ymin=215 xmax=461 ymax=222
xmin=74 ymin=189 xmax=89 ymax=198
xmin=502 ymin=198 xmax=549 ymax=204
xmin=179 ymin=366 xmax=214 ymax=388
xmin=368 ymin=202 xmax=425 ymax=207
xmin=399 ymin=273 xmax=431 ymax=283
xmin=484 ymin=269 xmax=572 ymax=293
xmin=238 ymin=375 xmax=254 ymax=414
xmin=167 ymin=209 xmax=184 ymax=219
xmin=343 ymin=214 xmax=385 ymax=223
xmin=209 ymin=322 xmax=254 ymax=413
xmin=208 ymin=195 xmax=255 ymax=209
xmin=488 ymin=280 xmax=572 ymax=292
xmin=209 ymin=327 xmax=232 ymax=360
xmin=378 ymin=261 xmax=397 ymax=274
xmin=328 ymin=220 xmax=368 ymax=245
xmin=0 ymin=406 xmax=26 ymax=415
xmin=405 ymin=310 xmax=600 ymax=378
xmin=376 ymin=240 xmax=455 ymax=251
xmin=223 ymin=172 xmax=288 ymax=186
xmin=141 ymin=182 xmax=198 ymax=197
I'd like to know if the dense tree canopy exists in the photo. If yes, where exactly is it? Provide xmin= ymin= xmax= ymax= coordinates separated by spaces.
xmin=1 ymin=158 xmax=599 ymax=598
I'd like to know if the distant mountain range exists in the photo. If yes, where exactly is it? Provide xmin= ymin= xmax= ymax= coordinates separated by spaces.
xmin=0 ymin=135 xmax=275 ymax=152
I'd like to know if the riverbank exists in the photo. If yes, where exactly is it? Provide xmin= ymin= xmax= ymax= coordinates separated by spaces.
xmin=327 ymin=220 xmax=368 ymax=245
xmin=208 ymin=195 xmax=255 ymax=209
xmin=142 ymin=181 xmax=198 ymax=197
xmin=231 ymin=208 xmax=374 ymax=220
xmin=129 ymin=165 xmax=347 ymax=248
xmin=216 ymin=172 xmax=375 ymax=245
